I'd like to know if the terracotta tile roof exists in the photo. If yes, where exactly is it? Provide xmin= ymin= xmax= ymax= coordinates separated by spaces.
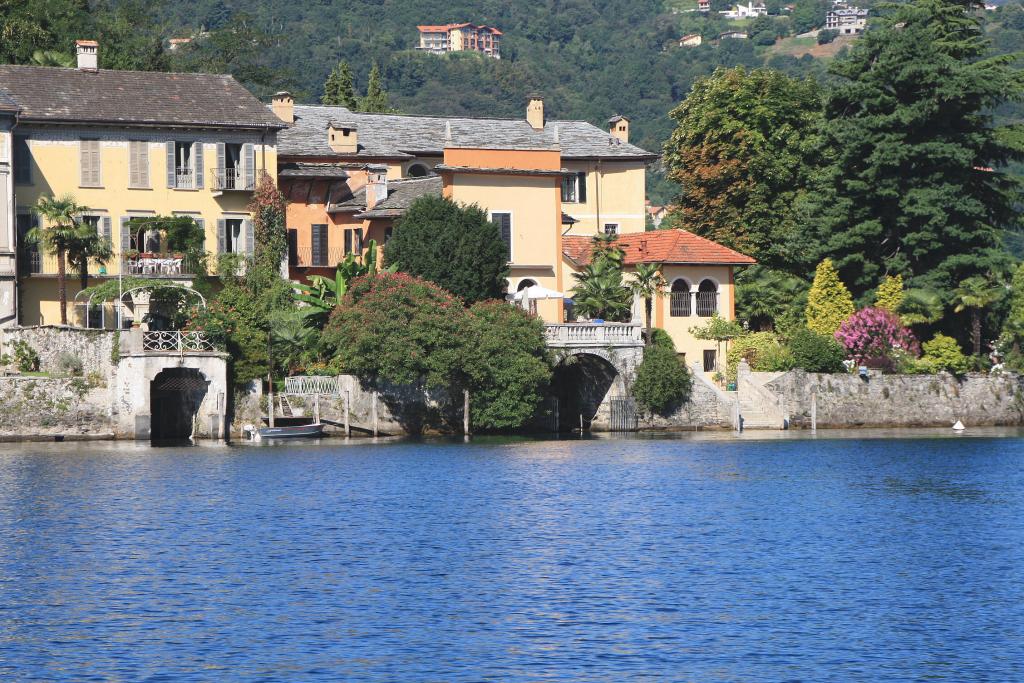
xmin=562 ymin=230 xmax=756 ymax=266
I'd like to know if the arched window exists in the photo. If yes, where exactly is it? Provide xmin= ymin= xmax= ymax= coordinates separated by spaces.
xmin=407 ymin=163 xmax=429 ymax=178
xmin=670 ymin=279 xmax=690 ymax=317
xmin=696 ymin=279 xmax=718 ymax=317
xmin=517 ymin=279 xmax=537 ymax=291
xmin=517 ymin=279 xmax=538 ymax=315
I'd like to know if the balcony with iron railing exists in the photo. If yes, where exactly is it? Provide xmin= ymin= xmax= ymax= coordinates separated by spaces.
xmin=290 ymin=246 xmax=354 ymax=269
xmin=174 ymin=167 xmax=195 ymax=190
xmin=122 ymin=253 xmax=204 ymax=278
xmin=212 ymin=168 xmax=254 ymax=191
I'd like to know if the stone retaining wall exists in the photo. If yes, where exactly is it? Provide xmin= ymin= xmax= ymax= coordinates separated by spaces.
xmin=0 ymin=326 xmax=117 ymax=379
xmin=767 ymin=370 xmax=1024 ymax=428
xmin=0 ymin=376 xmax=114 ymax=439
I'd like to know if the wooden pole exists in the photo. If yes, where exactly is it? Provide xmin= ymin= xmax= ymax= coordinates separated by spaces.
xmin=314 ymin=393 xmax=321 ymax=424
xmin=344 ymin=390 xmax=351 ymax=437
xmin=463 ymin=388 xmax=470 ymax=436
xmin=267 ymin=373 xmax=275 ymax=429
xmin=372 ymin=390 xmax=379 ymax=437
xmin=810 ymin=388 xmax=817 ymax=433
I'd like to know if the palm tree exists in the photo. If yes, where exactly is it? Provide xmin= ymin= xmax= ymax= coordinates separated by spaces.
xmin=629 ymin=263 xmax=666 ymax=345
xmin=898 ymin=287 xmax=944 ymax=326
xmin=28 ymin=194 xmax=89 ymax=325
xmin=953 ymin=276 xmax=1004 ymax=355
xmin=68 ymin=227 xmax=113 ymax=293
xmin=571 ymin=257 xmax=632 ymax=322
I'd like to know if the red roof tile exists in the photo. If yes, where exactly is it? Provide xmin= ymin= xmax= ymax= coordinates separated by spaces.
xmin=562 ymin=229 xmax=756 ymax=266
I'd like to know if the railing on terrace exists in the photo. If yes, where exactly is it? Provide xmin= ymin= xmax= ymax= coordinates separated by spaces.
xmin=544 ymin=322 xmax=644 ymax=348
xmin=695 ymin=291 xmax=719 ymax=317
xmin=212 ymin=169 xmax=254 ymax=191
xmin=290 ymin=246 xmax=352 ymax=268
xmin=285 ymin=375 xmax=343 ymax=395
xmin=142 ymin=330 xmax=214 ymax=353
xmin=174 ymin=167 xmax=195 ymax=190
xmin=122 ymin=254 xmax=203 ymax=277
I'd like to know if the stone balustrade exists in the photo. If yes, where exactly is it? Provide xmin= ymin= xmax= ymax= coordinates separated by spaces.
xmin=544 ymin=322 xmax=644 ymax=348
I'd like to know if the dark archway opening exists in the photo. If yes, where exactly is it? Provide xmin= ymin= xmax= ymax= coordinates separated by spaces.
xmin=151 ymin=368 xmax=209 ymax=444
xmin=549 ymin=353 xmax=621 ymax=432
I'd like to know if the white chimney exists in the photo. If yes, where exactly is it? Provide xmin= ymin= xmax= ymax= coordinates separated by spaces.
xmin=365 ymin=168 xmax=388 ymax=209
xmin=75 ymin=40 xmax=98 ymax=72
xmin=526 ymin=94 xmax=545 ymax=131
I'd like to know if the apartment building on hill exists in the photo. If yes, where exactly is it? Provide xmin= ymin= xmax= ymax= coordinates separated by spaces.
xmin=416 ymin=24 xmax=502 ymax=59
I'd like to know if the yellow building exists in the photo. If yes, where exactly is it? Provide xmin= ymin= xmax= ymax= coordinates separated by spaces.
xmin=0 ymin=42 xmax=284 ymax=327
xmin=273 ymin=95 xmax=754 ymax=361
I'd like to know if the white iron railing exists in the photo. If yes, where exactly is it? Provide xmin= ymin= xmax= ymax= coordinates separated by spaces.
xmin=142 ymin=330 xmax=214 ymax=352
xmin=212 ymin=169 xmax=254 ymax=191
xmin=285 ymin=375 xmax=344 ymax=395
xmin=544 ymin=323 xmax=644 ymax=348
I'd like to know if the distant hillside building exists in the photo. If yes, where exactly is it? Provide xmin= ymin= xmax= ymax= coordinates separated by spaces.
xmin=698 ymin=0 xmax=711 ymax=11
xmin=825 ymin=7 xmax=868 ymax=34
xmin=416 ymin=23 xmax=502 ymax=59
xmin=720 ymin=2 xmax=768 ymax=18
xmin=718 ymin=30 xmax=749 ymax=40
xmin=679 ymin=33 xmax=703 ymax=47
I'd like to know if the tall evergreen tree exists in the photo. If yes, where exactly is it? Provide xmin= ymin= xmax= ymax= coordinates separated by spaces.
xmin=321 ymin=59 xmax=358 ymax=109
xmin=809 ymin=0 xmax=1024 ymax=298
xmin=360 ymin=62 xmax=391 ymax=113
xmin=662 ymin=67 xmax=823 ymax=273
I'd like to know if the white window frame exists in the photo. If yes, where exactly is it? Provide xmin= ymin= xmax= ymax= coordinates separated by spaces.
xmin=488 ymin=210 xmax=514 ymax=263
xmin=603 ymin=223 xmax=619 ymax=236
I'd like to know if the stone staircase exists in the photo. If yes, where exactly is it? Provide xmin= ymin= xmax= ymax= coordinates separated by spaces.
xmin=736 ymin=361 xmax=788 ymax=430
xmin=738 ymin=396 xmax=781 ymax=429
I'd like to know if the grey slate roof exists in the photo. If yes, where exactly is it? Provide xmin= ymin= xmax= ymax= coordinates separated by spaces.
xmin=0 ymin=88 xmax=19 ymax=113
xmin=278 ymin=162 xmax=350 ymax=178
xmin=354 ymin=176 xmax=443 ymax=218
xmin=0 ymin=64 xmax=286 ymax=129
xmin=279 ymin=105 xmax=656 ymax=161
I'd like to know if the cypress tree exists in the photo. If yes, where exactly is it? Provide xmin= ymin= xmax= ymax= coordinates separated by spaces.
xmin=321 ymin=60 xmax=358 ymax=109
xmin=805 ymin=258 xmax=854 ymax=336
xmin=360 ymin=62 xmax=391 ymax=113
xmin=809 ymin=0 xmax=1022 ymax=297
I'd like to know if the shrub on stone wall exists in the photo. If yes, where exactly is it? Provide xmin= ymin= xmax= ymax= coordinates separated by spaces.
xmin=56 ymin=352 xmax=83 ymax=377
xmin=726 ymin=332 xmax=794 ymax=380
xmin=919 ymin=334 xmax=970 ymax=375
xmin=633 ymin=344 xmax=693 ymax=415
xmin=835 ymin=307 xmax=919 ymax=366
xmin=788 ymin=328 xmax=847 ymax=373
xmin=12 ymin=341 xmax=40 ymax=373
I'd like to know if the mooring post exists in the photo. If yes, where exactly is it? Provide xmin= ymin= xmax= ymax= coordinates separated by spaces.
xmin=372 ymin=390 xmax=379 ymax=437
xmin=810 ymin=387 xmax=817 ymax=433
xmin=463 ymin=389 xmax=470 ymax=436
xmin=344 ymin=390 xmax=351 ymax=437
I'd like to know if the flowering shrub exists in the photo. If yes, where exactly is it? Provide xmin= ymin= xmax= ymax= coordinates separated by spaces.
xmin=834 ymin=307 xmax=920 ymax=365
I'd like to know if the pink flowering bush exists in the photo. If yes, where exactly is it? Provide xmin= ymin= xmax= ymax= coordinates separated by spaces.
xmin=835 ymin=307 xmax=920 ymax=366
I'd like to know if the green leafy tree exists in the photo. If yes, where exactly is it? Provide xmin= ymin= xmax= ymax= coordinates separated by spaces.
xmin=809 ymin=0 xmax=1023 ymax=296
xmin=632 ymin=344 xmax=693 ymax=415
xmin=459 ymin=300 xmax=552 ymax=431
xmin=735 ymin=265 xmax=809 ymax=331
xmin=322 ymin=272 xmax=465 ymax=388
xmin=805 ymin=258 xmax=854 ymax=336
xmin=629 ymin=263 xmax=666 ymax=344
xmin=67 ymin=225 xmax=113 ymax=293
xmin=689 ymin=314 xmax=744 ymax=374
xmin=663 ymin=66 xmax=823 ymax=272
xmin=293 ymin=239 xmax=389 ymax=327
xmin=384 ymin=195 xmax=509 ymax=304
xmin=953 ymin=275 xmax=1004 ymax=355
xmin=1001 ymin=263 xmax=1024 ymax=351
xmin=875 ymin=274 xmax=904 ymax=312
xmin=360 ymin=62 xmax=391 ymax=113
xmin=28 ymin=194 xmax=89 ymax=325
xmin=322 ymin=59 xmax=358 ymax=108
xmin=787 ymin=328 xmax=847 ymax=373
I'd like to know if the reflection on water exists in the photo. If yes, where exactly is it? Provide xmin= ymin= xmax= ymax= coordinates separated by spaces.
xmin=0 ymin=431 xmax=1022 ymax=681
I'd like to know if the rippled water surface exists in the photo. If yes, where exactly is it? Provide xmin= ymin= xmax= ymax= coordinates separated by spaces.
xmin=1 ymin=431 xmax=1023 ymax=681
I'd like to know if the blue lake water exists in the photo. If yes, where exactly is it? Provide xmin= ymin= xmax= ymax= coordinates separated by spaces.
xmin=1 ymin=431 xmax=1023 ymax=681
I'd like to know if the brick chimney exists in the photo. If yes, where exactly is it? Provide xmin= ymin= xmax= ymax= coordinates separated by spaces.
xmin=328 ymin=121 xmax=358 ymax=154
xmin=271 ymin=91 xmax=294 ymax=124
xmin=365 ymin=167 xmax=388 ymax=209
xmin=526 ymin=94 xmax=545 ymax=131
xmin=75 ymin=40 xmax=98 ymax=72
xmin=608 ymin=115 xmax=629 ymax=143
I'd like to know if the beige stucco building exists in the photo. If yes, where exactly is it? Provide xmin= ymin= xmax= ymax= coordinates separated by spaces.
xmin=274 ymin=96 xmax=755 ymax=364
xmin=0 ymin=42 xmax=284 ymax=327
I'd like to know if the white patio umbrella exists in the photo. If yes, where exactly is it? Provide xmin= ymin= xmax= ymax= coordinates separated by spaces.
xmin=513 ymin=284 xmax=565 ymax=301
